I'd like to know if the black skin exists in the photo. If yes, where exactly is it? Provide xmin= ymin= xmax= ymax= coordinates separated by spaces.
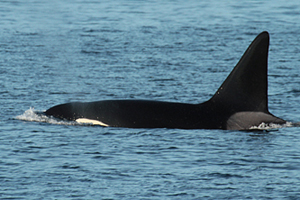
xmin=45 ymin=100 xmax=231 ymax=129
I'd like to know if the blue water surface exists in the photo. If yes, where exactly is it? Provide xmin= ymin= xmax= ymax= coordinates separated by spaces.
xmin=1 ymin=0 xmax=300 ymax=199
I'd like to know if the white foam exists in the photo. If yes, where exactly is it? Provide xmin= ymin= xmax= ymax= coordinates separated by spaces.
xmin=16 ymin=108 xmax=76 ymax=125
xmin=250 ymin=122 xmax=293 ymax=130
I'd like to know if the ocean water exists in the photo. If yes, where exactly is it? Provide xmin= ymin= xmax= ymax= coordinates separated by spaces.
xmin=1 ymin=0 xmax=300 ymax=199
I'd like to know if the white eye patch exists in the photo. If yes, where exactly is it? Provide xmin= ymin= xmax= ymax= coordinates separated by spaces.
xmin=76 ymin=118 xmax=109 ymax=127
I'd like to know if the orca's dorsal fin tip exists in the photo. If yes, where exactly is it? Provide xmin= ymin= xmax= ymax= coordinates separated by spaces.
xmin=258 ymin=31 xmax=269 ymax=38
xmin=210 ymin=31 xmax=270 ymax=113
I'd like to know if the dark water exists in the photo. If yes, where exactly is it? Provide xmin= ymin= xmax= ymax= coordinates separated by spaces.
xmin=1 ymin=0 xmax=300 ymax=199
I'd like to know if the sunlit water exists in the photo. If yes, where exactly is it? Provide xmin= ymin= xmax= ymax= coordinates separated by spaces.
xmin=1 ymin=0 xmax=300 ymax=199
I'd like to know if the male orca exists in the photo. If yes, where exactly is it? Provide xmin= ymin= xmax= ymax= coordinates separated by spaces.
xmin=45 ymin=31 xmax=286 ymax=130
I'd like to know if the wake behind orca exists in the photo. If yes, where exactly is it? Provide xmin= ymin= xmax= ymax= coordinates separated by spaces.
xmin=45 ymin=31 xmax=287 ymax=130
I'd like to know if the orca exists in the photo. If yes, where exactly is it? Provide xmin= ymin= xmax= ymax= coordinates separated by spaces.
xmin=45 ymin=31 xmax=287 ymax=130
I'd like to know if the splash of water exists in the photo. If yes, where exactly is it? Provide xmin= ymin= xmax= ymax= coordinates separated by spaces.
xmin=15 ymin=108 xmax=77 ymax=125
xmin=250 ymin=121 xmax=293 ymax=130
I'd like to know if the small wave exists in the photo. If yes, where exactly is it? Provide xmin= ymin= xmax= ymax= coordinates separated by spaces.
xmin=15 ymin=108 xmax=77 ymax=126
xmin=250 ymin=122 xmax=293 ymax=130
xmin=293 ymin=122 xmax=300 ymax=127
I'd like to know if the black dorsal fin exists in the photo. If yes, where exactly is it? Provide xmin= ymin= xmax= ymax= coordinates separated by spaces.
xmin=210 ymin=31 xmax=270 ymax=113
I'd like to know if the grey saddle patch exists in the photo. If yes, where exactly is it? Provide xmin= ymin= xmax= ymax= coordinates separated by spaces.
xmin=226 ymin=112 xmax=286 ymax=130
